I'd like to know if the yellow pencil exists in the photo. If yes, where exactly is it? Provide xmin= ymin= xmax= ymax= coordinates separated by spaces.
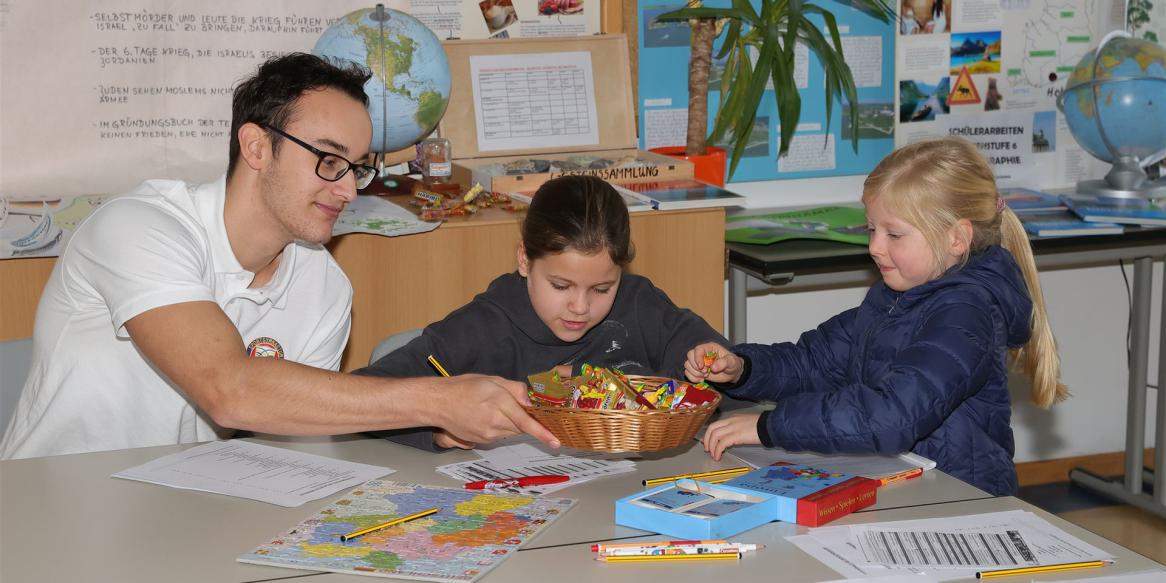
xmin=598 ymin=552 xmax=741 ymax=562
xmin=976 ymin=559 xmax=1112 ymax=579
xmin=642 ymin=467 xmax=751 ymax=487
xmin=339 ymin=507 xmax=439 ymax=542
xmin=427 ymin=355 xmax=451 ymax=377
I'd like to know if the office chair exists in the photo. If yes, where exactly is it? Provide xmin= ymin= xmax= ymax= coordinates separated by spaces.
xmin=368 ymin=329 xmax=423 ymax=365
xmin=0 ymin=338 xmax=33 ymax=436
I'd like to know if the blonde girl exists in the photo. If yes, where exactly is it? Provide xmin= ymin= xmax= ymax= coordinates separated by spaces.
xmin=686 ymin=137 xmax=1066 ymax=495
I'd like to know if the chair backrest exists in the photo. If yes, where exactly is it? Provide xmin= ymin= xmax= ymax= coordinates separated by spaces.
xmin=0 ymin=338 xmax=33 ymax=437
xmin=368 ymin=329 xmax=423 ymax=365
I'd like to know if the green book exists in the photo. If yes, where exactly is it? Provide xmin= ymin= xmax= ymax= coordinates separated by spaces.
xmin=726 ymin=206 xmax=869 ymax=245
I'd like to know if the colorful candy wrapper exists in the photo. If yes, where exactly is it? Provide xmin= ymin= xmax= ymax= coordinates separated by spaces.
xmin=703 ymin=350 xmax=717 ymax=374
xmin=527 ymin=370 xmax=572 ymax=405
xmin=413 ymin=190 xmax=444 ymax=205
xmin=462 ymin=183 xmax=485 ymax=204
xmin=668 ymin=384 xmax=689 ymax=409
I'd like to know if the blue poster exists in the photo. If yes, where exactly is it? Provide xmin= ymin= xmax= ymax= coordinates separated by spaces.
xmin=637 ymin=1 xmax=895 ymax=182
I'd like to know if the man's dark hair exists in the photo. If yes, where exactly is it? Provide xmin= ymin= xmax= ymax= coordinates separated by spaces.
xmin=227 ymin=52 xmax=371 ymax=179
xmin=522 ymin=175 xmax=635 ymax=267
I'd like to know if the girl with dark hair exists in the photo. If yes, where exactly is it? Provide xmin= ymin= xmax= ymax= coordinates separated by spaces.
xmin=359 ymin=175 xmax=729 ymax=450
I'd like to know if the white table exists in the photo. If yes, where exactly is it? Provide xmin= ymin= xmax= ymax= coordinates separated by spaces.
xmin=0 ymin=436 xmax=1149 ymax=583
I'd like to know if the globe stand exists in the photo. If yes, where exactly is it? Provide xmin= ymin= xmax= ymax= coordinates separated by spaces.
xmin=1076 ymin=155 xmax=1166 ymax=200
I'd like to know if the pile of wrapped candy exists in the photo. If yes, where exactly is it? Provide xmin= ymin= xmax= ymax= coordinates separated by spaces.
xmin=410 ymin=183 xmax=525 ymax=220
xmin=527 ymin=364 xmax=717 ymax=411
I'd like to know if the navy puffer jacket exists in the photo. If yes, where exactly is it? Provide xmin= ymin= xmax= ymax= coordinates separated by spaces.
xmin=728 ymin=245 xmax=1032 ymax=496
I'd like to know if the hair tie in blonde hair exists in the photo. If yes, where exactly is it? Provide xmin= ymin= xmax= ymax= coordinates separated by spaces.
xmin=996 ymin=197 xmax=1006 ymax=212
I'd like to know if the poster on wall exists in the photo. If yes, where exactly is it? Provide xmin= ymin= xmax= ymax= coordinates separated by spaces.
xmin=0 ymin=0 xmax=599 ymax=203
xmin=636 ymin=0 xmax=896 ymax=183
xmin=894 ymin=0 xmax=1125 ymax=189
xmin=1128 ymin=0 xmax=1166 ymax=43
xmin=408 ymin=0 xmax=598 ymax=40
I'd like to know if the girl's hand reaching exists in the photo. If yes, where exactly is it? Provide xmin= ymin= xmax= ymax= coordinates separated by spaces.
xmin=684 ymin=342 xmax=744 ymax=384
xmin=703 ymin=414 xmax=762 ymax=461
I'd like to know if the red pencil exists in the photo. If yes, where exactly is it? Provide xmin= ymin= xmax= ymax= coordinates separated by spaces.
xmin=464 ymin=475 xmax=570 ymax=489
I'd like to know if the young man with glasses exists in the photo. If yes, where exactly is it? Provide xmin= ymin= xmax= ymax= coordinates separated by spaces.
xmin=1 ymin=53 xmax=557 ymax=459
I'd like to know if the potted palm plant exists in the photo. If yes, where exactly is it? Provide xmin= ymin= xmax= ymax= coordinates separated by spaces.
xmin=654 ymin=0 xmax=894 ymax=183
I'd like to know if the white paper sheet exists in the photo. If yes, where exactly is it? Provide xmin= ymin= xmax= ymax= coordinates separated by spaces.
xmin=787 ymin=510 xmax=1114 ymax=581
xmin=819 ymin=576 xmax=939 ymax=583
xmin=331 ymin=194 xmax=440 ymax=237
xmin=436 ymin=437 xmax=636 ymax=495
xmin=435 ymin=456 xmax=634 ymax=495
xmin=112 ymin=440 xmax=394 ymax=507
xmin=850 ymin=510 xmax=1113 ymax=570
xmin=469 ymin=51 xmax=599 ymax=152
xmin=726 ymin=445 xmax=935 ymax=479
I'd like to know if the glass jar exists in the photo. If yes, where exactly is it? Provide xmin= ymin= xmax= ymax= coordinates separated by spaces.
xmin=420 ymin=137 xmax=452 ymax=183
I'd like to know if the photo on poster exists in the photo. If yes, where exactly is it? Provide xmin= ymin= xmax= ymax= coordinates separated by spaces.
xmin=538 ymin=0 xmax=584 ymax=16
xmin=950 ymin=31 xmax=1001 ymax=74
xmin=843 ymin=102 xmax=895 ymax=139
xmin=899 ymin=77 xmax=950 ymax=122
xmin=1128 ymin=0 xmax=1164 ymax=43
xmin=900 ymin=0 xmax=951 ymax=35
xmin=479 ymin=0 xmax=519 ymax=36
xmin=984 ymin=76 xmax=1003 ymax=111
xmin=716 ymin=116 xmax=770 ymax=158
xmin=642 ymin=5 xmax=690 ymax=48
xmin=1032 ymin=111 xmax=1056 ymax=153
xmin=949 ymin=66 xmax=981 ymax=106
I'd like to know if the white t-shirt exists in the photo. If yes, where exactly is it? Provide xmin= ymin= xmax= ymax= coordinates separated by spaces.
xmin=0 ymin=178 xmax=352 ymax=459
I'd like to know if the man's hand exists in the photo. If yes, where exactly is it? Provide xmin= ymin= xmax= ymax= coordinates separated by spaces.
xmin=434 ymin=430 xmax=475 ymax=450
xmin=684 ymin=342 xmax=744 ymax=384
xmin=431 ymin=374 xmax=560 ymax=448
xmin=702 ymin=414 xmax=762 ymax=461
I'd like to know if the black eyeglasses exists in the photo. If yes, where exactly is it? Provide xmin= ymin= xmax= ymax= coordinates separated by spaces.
xmin=260 ymin=124 xmax=376 ymax=189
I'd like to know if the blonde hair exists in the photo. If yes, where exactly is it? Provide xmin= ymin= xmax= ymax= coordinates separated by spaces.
xmin=861 ymin=137 xmax=1067 ymax=408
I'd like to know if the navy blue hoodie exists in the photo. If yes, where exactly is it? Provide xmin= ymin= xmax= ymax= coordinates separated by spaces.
xmin=727 ymin=246 xmax=1032 ymax=496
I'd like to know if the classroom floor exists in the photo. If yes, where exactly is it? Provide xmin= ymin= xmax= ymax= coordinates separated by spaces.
xmin=1018 ymin=477 xmax=1166 ymax=565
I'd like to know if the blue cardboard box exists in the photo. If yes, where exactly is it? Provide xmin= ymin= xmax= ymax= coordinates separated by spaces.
xmin=614 ymin=479 xmax=782 ymax=539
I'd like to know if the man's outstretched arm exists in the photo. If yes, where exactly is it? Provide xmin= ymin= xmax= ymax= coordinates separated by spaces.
xmin=125 ymin=301 xmax=559 ymax=447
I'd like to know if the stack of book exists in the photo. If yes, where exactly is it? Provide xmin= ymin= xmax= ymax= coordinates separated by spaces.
xmin=1004 ymin=188 xmax=1122 ymax=237
xmin=611 ymin=179 xmax=747 ymax=211
xmin=1060 ymin=194 xmax=1166 ymax=228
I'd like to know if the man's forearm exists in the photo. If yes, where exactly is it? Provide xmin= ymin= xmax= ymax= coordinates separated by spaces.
xmin=207 ymin=357 xmax=441 ymax=435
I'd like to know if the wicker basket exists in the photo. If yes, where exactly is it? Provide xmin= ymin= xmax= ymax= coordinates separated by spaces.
xmin=524 ymin=375 xmax=721 ymax=453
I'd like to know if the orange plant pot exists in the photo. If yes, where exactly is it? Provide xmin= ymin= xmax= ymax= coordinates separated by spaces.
xmin=649 ymin=146 xmax=727 ymax=187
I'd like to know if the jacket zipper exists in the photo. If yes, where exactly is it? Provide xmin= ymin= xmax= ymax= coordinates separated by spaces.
xmin=858 ymin=295 xmax=902 ymax=376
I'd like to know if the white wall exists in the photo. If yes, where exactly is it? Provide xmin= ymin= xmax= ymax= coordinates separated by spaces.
xmin=725 ymin=177 xmax=1162 ymax=463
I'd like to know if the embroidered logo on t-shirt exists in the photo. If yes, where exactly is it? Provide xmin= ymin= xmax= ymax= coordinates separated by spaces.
xmin=247 ymin=337 xmax=285 ymax=359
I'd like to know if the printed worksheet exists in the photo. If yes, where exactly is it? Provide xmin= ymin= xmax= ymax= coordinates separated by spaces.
xmin=469 ymin=51 xmax=599 ymax=152
xmin=112 ymin=440 xmax=393 ymax=507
